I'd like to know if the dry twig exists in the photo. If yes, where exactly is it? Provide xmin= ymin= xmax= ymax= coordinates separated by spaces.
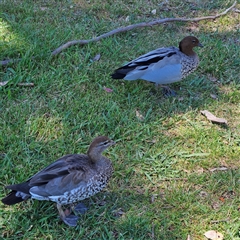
xmin=0 ymin=1 xmax=236 ymax=66
xmin=0 ymin=81 xmax=34 ymax=87
xmin=210 ymin=218 xmax=229 ymax=224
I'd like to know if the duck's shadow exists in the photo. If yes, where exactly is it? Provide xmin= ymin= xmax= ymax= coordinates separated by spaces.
xmin=1 ymin=190 xmax=184 ymax=239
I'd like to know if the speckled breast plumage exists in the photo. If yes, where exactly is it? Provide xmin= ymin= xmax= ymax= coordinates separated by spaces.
xmin=180 ymin=54 xmax=199 ymax=79
xmin=54 ymin=166 xmax=113 ymax=205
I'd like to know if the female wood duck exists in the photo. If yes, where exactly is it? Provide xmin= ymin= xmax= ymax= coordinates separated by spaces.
xmin=2 ymin=136 xmax=116 ymax=227
xmin=111 ymin=36 xmax=203 ymax=95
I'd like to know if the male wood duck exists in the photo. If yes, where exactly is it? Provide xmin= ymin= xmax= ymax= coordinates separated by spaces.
xmin=2 ymin=136 xmax=116 ymax=227
xmin=111 ymin=36 xmax=203 ymax=95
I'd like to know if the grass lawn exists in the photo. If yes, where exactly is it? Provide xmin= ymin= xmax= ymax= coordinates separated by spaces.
xmin=0 ymin=0 xmax=239 ymax=239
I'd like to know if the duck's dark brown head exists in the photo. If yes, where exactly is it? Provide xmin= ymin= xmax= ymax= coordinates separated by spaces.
xmin=87 ymin=136 xmax=115 ymax=162
xmin=179 ymin=36 xmax=203 ymax=56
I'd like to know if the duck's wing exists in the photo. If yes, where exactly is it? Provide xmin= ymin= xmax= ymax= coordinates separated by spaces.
xmin=127 ymin=47 xmax=178 ymax=66
xmin=111 ymin=47 xmax=179 ymax=79
xmin=28 ymin=154 xmax=90 ymax=186
xmin=5 ymin=155 xmax=89 ymax=193
xmin=2 ymin=154 xmax=89 ymax=204
xmin=28 ymin=154 xmax=92 ymax=197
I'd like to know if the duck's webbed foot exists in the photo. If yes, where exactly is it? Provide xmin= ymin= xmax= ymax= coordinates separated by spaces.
xmin=57 ymin=203 xmax=88 ymax=227
xmin=73 ymin=202 xmax=88 ymax=215
xmin=62 ymin=214 xmax=79 ymax=227
xmin=57 ymin=203 xmax=79 ymax=227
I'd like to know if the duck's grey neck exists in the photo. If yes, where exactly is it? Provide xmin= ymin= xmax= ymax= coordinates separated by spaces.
xmin=87 ymin=149 xmax=102 ymax=163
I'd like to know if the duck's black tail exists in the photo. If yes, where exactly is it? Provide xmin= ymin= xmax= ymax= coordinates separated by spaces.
xmin=111 ymin=71 xmax=126 ymax=79
xmin=111 ymin=65 xmax=136 ymax=79
xmin=2 ymin=191 xmax=25 ymax=205
xmin=2 ymin=182 xmax=31 ymax=205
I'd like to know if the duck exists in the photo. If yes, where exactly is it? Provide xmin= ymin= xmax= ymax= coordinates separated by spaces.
xmin=111 ymin=36 xmax=203 ymax=96
xmin=1 ymin=136 xmax=116 ymax=227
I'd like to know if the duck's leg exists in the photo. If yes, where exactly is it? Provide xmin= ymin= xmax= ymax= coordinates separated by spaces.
xmin=155 ymin=84 xmax=177 ymax=97
xmin=57 ymin=203 xmax=79 ymax=227
xmin=160 ymin=85 xmax=177 ymax=97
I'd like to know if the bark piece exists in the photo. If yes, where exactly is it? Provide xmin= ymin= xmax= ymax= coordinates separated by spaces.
xmin=201 ymin=110 xmax=227 ymax=124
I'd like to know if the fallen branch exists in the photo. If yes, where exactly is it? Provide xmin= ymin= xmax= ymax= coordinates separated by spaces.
xmin=0 ymin=1 xmax=236 ymax=66
xmin=52 ymin=1 xmax=236 ymax=56
xmin=0 ymin=58 xmax=22 ymax=66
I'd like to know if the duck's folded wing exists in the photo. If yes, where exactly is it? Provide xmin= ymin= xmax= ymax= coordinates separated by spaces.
xmin=29 ymin=171 xmax=88 ymax=197
xmin=112 ymin=47 xmax=178 ymax=79
xmin=2 ymin=158 xmax=76 ymax=204
xmin=127 ymin=47 xmax=177 ymax=66
xmin=2 ymin=155 xmax=89 ymax=203
xmin=28 ymin=154 xmax=90 ymax=197
xmin=29 ymin=154 xmax=87 ymax=186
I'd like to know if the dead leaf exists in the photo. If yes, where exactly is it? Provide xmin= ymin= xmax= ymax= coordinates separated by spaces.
xmin=92 ymin=54 xmax=101 ymax=62
xmin=204 ymin=230 xmax=223 ymax=240
xmin=210 ymin=167 xmax=228 ymax=172
xmin=151 ymin=9 xmax=157 ymax=15
xmin=219 ymin=197 xmax=225 ymax=202
xmin=136 ymin=109 xmax=144 ymax=121
xmin=0 ymin=81 xmax=9 ymax=86
xmin=201 ymin=110 xmax=227 ymax=124
xmin=103 ymin=86 xmax=113 ymax=93
xmin=125 ymin=16 xmax=130 ymax=22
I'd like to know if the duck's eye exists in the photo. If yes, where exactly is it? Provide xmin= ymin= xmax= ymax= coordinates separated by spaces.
xmin=103 ymin=141 xmax=109 ymax=145
xmin=192 ymin=39 xmax=196 ymax=43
